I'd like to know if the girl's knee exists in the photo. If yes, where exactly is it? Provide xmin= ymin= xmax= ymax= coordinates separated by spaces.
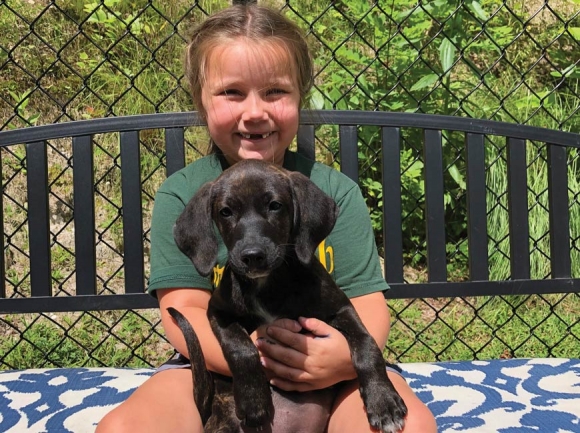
xmin=95 ymin=406 xmax=132 ymax=433
xmin=403 ymin=398 xmax=437 ymax=432
xmin=328 ymin=375 xmax=437 ymax=433
xmin=96 ymin=369 xmax=200 ymax=433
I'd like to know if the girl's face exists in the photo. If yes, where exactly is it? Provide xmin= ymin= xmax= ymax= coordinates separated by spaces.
xmin=201 ymin=40 xmax=301 ymax=166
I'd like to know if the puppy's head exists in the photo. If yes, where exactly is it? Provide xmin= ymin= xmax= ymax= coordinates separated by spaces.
xmin=174 ymin=159 xmax=339 ymax=279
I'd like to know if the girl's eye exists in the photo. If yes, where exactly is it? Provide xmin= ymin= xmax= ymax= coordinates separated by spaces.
xmin=219 ymin=207 xmax=233 ymax=217
xmin=269 ymin=201 xmax=283 ymax=212
xmin=220 ymin=89 xmax=242 ymax=97
xmin=266 ymin=88 xmax=287 ymax=96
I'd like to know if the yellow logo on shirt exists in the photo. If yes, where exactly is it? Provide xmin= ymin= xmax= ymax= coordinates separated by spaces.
xmin=212 ymin=264 xmax=225 ymax=288
xmin=317 ymin=239 xmax=334 ymax=274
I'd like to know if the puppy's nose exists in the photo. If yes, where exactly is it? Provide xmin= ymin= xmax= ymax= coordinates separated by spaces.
xmin=241 ymin=248 xmax=266 ymax=268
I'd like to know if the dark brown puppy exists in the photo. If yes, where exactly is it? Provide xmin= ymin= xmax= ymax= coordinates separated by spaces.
xmin=169 ymin=159 xmax=407 ymax=432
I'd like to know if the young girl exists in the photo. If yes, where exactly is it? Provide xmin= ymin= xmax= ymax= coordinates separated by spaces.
xmin=96 ymin=4 xmax=437 ymax=433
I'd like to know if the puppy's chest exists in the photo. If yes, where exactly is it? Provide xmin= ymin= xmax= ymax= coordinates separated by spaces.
xmin=250 ymin=297 xmax=279 ymax=325
xmin=245 ymin=285 xmax=323 ymax=326
xmin=224 ymin=267 xmax=330 ymax=325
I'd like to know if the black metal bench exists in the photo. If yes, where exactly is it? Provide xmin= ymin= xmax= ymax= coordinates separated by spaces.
xmin=0 ymin=110 xmax=578 ymax=315
xmin=0 ymin=110 xmax=579 ymax=433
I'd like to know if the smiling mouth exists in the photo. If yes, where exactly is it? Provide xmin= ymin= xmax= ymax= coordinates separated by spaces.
xmin=239 ymin=132 xmax=273 ymax=140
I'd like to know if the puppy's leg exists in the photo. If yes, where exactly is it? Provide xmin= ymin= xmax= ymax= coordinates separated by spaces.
xmin=209 ymin=311 xmax=273 ymax=429
xmin=331 ymin=307 xmax=407 ymax=433
xmin=167 ymin=307 xmax=214 ymax=425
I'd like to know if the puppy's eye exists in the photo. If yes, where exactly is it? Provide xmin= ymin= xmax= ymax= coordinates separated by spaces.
xmin=269 ymin=201 xmax=283 ymax=212
xmin=219 ymin=207 xmax=233 ymax=217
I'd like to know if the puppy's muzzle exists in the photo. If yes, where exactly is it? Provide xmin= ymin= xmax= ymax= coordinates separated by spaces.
xmin=240 ymin=247 xmax=267 ymax=269
xmin=230 ymin=240 xmax=285 ymax=279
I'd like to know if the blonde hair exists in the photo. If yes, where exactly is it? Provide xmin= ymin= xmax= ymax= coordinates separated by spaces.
xmin=184 ymin=3 xmax=313 ymax=117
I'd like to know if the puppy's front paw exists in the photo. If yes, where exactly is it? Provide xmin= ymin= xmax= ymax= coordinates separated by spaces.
xmin=235 ymin=385 xmax=272 ymax=428
xmin=365 ymin=387 xmax=408 ymax=433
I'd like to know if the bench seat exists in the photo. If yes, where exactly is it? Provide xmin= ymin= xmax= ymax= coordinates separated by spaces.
xmin=1 ymin=358 xmax=578 ymax=433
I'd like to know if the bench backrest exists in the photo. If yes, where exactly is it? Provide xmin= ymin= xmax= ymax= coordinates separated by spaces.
xmin=0 ymin=110 xmax=578 ymax=314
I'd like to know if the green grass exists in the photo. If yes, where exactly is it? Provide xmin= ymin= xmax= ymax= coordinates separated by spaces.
xmin=2 ymin=292 xmax=577 ymax=369
xmin=387 ymin=293 xmax=580 ymax=363
xmin=485 ymin=138 xmax=580 ymax=281
xmin=1 ymin=311 xmax=174 ymax=369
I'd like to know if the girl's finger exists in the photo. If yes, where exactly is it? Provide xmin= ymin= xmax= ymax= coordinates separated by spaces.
xmin=266 ymin=325 xmax=309 ymax=352
xmin=270 ymin=318 xmax=302 ymax=332
xmin=298 ymin=317 xmax=332 ymax=338
xmin=256 ymin=337 xmax=307 ymax=368
xmin=269 ymin=376 xmax=314 ymax=392
xmin=260 ymin=355 xmax=307 ymax=381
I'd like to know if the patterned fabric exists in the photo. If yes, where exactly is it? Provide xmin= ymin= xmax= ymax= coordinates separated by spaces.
xmin=403 ymin=358 xmax=580 ymax=433
xmin=0 ymin=358 xmax=578 ymax=433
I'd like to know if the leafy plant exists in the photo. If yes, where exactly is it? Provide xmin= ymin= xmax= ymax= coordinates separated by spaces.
xmin=8 ymin=90 xmax=40 ymax=128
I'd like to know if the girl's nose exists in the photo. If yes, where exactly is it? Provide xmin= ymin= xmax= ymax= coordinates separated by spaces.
xmin=241 ymin=93 xmax=268 ymax=122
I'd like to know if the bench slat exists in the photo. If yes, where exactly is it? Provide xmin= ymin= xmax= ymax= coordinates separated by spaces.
xmin=385 ymin=277 xmax=580 ymax=299
xmin=423 ymin=130 xmax=447 ymax=282
xmin=165 ymin=127 xmax=185 ymax=177
xmin=0 ymin=151 xmax=4 ymax=298
xmin=466 ymin=133 xmax=489 ymax=281
xmin=382 ymin=127 xmax=404 ymax=283
xmin=120 ymin=131 xmax=145 ymax=294
xmin=3 ymin=277 xmax=578 ymax=313
xmin=548 ymin=144 xmax=571 ymax=278
xmin=73 ymin=135 xmax=97 ymax=295
xmin=2 ymin=111 xmax=578 ymax=148
xmin=297 ymin=124 xmax=315 ymax=160
xmin=0 ymin=293 xmax=157 ymax=314
xmin=339 ymin=125 xmax=359 ymax=182
xmin=26 ymin=141 xmax=52 ymax=297
xmin=507 ymin=137 xmax=531 ymax=279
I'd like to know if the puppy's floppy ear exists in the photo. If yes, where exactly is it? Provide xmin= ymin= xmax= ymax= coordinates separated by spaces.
xmin=173 ymin=181 xmax=217 ymax=277
xmin=288 ymin=172 xmax=340 ymax=265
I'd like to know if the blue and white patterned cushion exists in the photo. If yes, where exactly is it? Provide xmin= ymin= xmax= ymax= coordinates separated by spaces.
xmin=402 ymin=358 xmax=580 ymax=433
xmin=0 ymin=358 xmax=578 ymax=432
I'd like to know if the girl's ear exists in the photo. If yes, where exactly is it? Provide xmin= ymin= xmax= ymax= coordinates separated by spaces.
xmin=288 ymin=172 xmax=339 ymax=265
xmin=173 ymin=182 xmax=218 ymax=277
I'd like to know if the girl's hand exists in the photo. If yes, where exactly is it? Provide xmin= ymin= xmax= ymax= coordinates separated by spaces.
xmin=254 ymin=317 xmax=357 ymax=392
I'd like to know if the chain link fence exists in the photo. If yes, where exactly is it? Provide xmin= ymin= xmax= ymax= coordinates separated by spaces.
xmin=1 ymin=0 xmax=579 ymax=369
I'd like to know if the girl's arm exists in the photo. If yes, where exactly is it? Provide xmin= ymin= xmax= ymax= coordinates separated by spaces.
xmin=350 ymin=290 xmax=390 ymax=350
xmin=158 ymin=287 xmax=231 ymax=376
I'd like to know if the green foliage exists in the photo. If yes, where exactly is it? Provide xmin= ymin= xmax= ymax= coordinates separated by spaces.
xmin=486 ymin=141 xmax=580 ymax=280
xmin=1 ymin=311 xmax=169 ymax=368
xmin=84 ymin=0 xmax=151 ymax=38
xmin=387 ymin=293 xmax=580 ymax=362
xmin=8 ymin=90 xmax=40 ymax=128
xmin=289 ymin=0 xmax=580 ymax=275
xmin=2 ymin=0 xmax=576 ymax=276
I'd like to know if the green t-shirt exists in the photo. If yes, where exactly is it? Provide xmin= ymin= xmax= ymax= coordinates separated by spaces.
xmin=147 ymin=151 xmax=388 ymax=299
